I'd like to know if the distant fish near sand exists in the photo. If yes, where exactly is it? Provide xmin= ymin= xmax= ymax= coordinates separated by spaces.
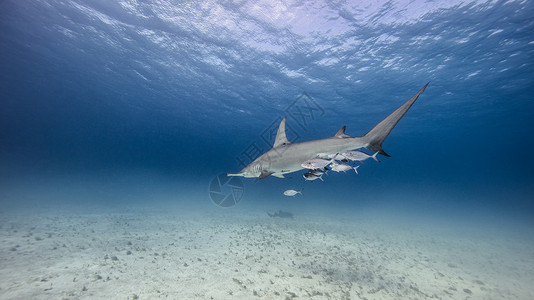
xmin=283 ymin=189 xmax=303 ymax=196
xmin=267 ymin=210 xmax=294 ymax=219
xmin=342 ymin=150 xmax=380 ymax=162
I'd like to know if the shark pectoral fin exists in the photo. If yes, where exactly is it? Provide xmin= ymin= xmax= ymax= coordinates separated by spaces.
xmin=258 ymin=170 xmax=274 ymax=180
xmin=366 ymin=144 xmax=390 ymax=157
xmin=272 ymin=173 xmax=286 ymax=178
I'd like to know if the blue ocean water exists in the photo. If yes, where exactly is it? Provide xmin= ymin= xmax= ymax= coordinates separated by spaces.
xmin=2 ymin=1 xmax=534 ymax=298
xmin=1 ymin=1 xmax=533 ymax=223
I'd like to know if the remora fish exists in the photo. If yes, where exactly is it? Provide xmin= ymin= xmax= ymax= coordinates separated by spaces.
xmin=283 ymin=189 xmax=303 ymax=196
xmin=228 ymin=83 xmax=429 ymax=180
xmin=342 ymin=150 xmax=380 ymax=162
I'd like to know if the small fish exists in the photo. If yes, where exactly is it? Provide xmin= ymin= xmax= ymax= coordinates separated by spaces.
xmin=301 ymin=158 xmax=333 ymax=169
xmin=342 ymin=150 xmax=380 ymax=162
xmin=330 ymin=161 xmax=360 ymax=174
xmin=309 ymin=169 xmax=327 ymax=176
xmin=327 ymin=153 xmax=346 ymax=160
xmin=283 ymin=189 xmax=303 ymax=196
xmin=303 ymin=172 xmax=324 ymax=181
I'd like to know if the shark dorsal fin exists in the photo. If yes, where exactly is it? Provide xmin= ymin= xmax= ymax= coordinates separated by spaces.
xmin=334 ymin=126 xmax=350 ymax=138
xmin=273 ymin=117 xmax=291 ymax=148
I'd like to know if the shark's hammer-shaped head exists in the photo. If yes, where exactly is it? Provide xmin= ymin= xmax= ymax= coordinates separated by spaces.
xmin=227 ymin=155 xmax=271 ymax=178
xmin=227 ymin=161 xmax=259 ymax=178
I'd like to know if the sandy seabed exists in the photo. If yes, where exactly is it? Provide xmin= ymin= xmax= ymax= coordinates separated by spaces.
xmin=1 ymin=204 xmax=533 ymax=300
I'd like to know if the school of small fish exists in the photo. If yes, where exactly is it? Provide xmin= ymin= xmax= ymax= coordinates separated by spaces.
xmin=284 ymin=150 xmax=379 ymax=196
xmin=301 ymin=150 xmax=378 ymax=181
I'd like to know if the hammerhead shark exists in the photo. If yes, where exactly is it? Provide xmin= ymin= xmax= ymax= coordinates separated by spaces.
xmin=228 ymin=83 xmax=429 ymax=179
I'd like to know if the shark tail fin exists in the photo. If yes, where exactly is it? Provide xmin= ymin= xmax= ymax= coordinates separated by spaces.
xmin=363 ymin=82 xmax=429 ymax=157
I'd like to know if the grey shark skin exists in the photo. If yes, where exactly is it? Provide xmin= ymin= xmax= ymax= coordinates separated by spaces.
xmin=228 ymin=82 xmax=429 ymax=179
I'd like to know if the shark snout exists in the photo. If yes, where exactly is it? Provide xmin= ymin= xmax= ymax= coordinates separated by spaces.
xmin=227 ymin=172 xmax=245 ymax=177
